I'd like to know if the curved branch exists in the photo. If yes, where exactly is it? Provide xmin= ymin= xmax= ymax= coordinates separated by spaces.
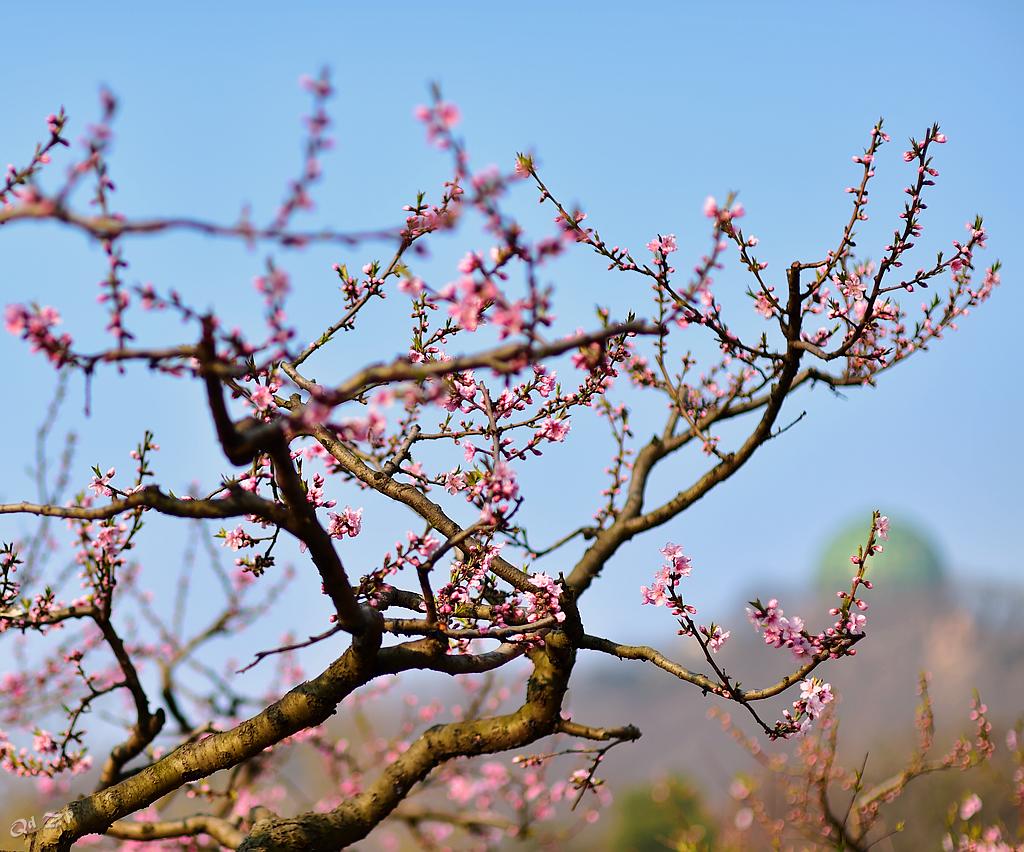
xmin=0 ymin=487 xmax=287 ymax=525
xmin=0 ymin=200 xmax=390 ymax=246
xmin=264 ymin=438 xmax=365 ymax=632
xmin=103 ymin=814 xmax=245 ymax=849
xmin=31 ymin=619 xmax=383 ymax=852
xmin=300 ymin=320 xmax=661 ymax=402
xmin=558 ymin=719 xmax=642 ymax=742
xmin=568 ymin=264 xmax=807 ymax=595
xmin=579 ymin=633 xmax=846 ymax=702
xmin=94 ymin=614 xmax=166 ymax=789
xmin=236 ymin=631 xmax=575 ymax=851
xmin=376 ymin=637 xmax=526 ymax=675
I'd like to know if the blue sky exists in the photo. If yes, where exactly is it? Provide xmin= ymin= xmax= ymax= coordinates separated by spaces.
xmin=1 ymin=1 xmax=1021 ymax=664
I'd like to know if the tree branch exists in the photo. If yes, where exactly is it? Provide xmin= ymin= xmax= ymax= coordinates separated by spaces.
xmin=235 ymin=631 xmax=575 ymax=851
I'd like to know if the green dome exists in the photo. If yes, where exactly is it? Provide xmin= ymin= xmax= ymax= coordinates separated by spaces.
xmin=816 ymin=515 xmax=946 ymax=591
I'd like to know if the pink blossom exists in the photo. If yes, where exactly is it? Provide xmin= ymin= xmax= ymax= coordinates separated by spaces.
xmin=4 ymin=304 xmax=27 ymax=335
xmin=32 ymin=730 xmax=57 ymax=753
xmin=4 ymin=303 xmax=72 ymax=364
xmin=494 ymin=388 xmax=525 ymax=419
xmin=443 ymin=471 xmax=466 ymax=494
xmin=250 ymin=385 xmax=275 ymax=411
xmin=2 ymin=672 xmax=27 ymax=700
xmin=253 ymin=268 xmax=290 ymax=301
xmin=514 ymin=154 xmax=533 ymax=178
xmin=535 ymin=369 xmax=557 ymax=397
xmin=398 ymin=277 xmax=424 ymax=296
xmin=747 ymin=598 xmax=821 ymax=660
xmin=223 ymin=526 xmax=250 ymax=550
xmin=536 ymin=417 xmax=570 ymax=443
xmin=70 ymin=754 xmax=93 ymax=775
xmin=799 ymin=678 xmax=833 ymax=716
xmin=523 ymin=572 xmax=565 ymax=624
xmin=754 ymin=292 xmax=774 ymax=319
xmin=449 ymin=293 xmax=483 ymax=331
xmin=327 ymin=506 xmax=363 ymax=539
xmin=457 ymin=252 xmax=482 ymax=274
xmin=434 ymin=102 xmax=460 ymax=128
xmin=305 ymin=472 xmax=335 ymax=508
xmin=706 ymin=625 xmax=730 ymax=653
xmin=659 ymin=543 xmax=692 ymax=577
xmin=89 ymin=467 xmax=116 ymax=497
xmin=876 ymin=515 xmax=889 ymax=540
xmin=642 ymin=543 xmax=694 ymax=608
xmin=299 ymin=72 xmax=333 ymax=98
xmin=646 ymin=233 xmax=678 ymax=256
xmin=702 ymin=195 xmax=744 ymax=223
xmin=960 ymin=793 xmax=982 ymax=821
xmin=783 ymin=678 xmax=835 ymax=735
xmin=491 ymin=303 xmax=525 ymax=338
xmin=836 ymin=272 xmax=867 ymax=302
xmin=414 ymin=101 xmax=461 ymax=147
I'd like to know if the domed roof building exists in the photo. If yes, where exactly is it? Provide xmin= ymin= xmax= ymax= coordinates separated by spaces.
xmin=815 ymin=515 xmax=946 ymax=593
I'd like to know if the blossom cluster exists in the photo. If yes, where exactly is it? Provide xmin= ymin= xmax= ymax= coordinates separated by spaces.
xmin=3 ymin=304 xmax=72 ymax=365
xmin=0 ymin=727 xmax=93 ymax=779
xmin=326 ymin=506 xmax=362 ymax=540
xmin=781 ymin=678 xmax=835 ymax=736
xmin=640 ymin=543 xmax=692 ymax=609
xmin=521 ymin=572 xmax=566 ymax=625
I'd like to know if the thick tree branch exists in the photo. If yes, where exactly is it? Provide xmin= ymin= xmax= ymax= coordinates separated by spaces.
xmin=235 ymin=630 xmax=575 ymax=851
xmin=31 ymin=618 xmax=383 ymax=851
xmin=264 ymin=438 xmax=365 ymax=632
